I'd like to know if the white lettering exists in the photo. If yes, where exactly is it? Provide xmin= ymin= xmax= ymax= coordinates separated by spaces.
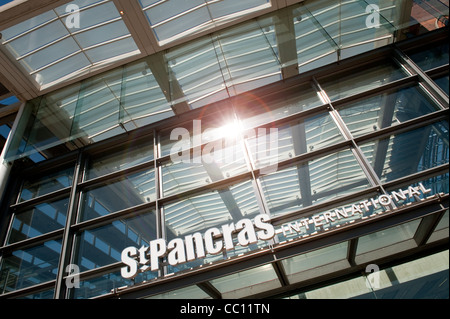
xmin=121 ymin=246 xmax=138 ymax=279
xmin=236 ymin=218 xmax=258 ymax=246
xmin=254 ymin=214 xmax=275 ymax=240
xmin=204 ymin=227 xmax=223 ymax=255
xmin=150 ymin=239 xmax=167 ymax=272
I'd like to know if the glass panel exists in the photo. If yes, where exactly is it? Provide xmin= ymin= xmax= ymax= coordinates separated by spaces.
xmin=20 ymin=37 xmax=80 ymax=72
xmin=32 ymin=53 xmax=92 ymax=86
xmin=360 ymin=121 xmax=449 ymax=183
xmin=74 ymin=20 xmax=130 ymax=48
xmin=71 ymin=72 xmax=123 ymax=138
xmin=408 ymin=41 xmax=449 ymax=71
xmin=236 ymin=83 xmax=323 ymax=129
xmin=145 ymin=285 xmax=211 ymax=299
xmin=259 ymin=149 xmax=370 ymax=217
xmin=7 ymin=197 xmax=69 ymax=244
xmin=158 ymin=114 xmax=236 ymax=158
xmin=152 ymin=8 xmax=210 ymax=42
xmin=286 ymin=250 xmax=449 ymax=299
xmin=120 ymin=60 xmax=174 ymax=126
xmin=84 ymin=37 xmax=139 ymax=64
xmin=0 ymin=0 xmax=140 ymax=88
xmin=362 ymin=250 xmax=449 ymax=299
xmin=71 ymin=270 xmax=141 ymax=299
xmin=19 ymin=166 xmax=74 ymax=202
xmin=209 ymin=0 xmax=269 ymax=19
xmin=247 ymin=112 xmax=345 ymax=168
xmin=210 ymin=264 xmax=281 ymax=298
xmin=281 ymin=242 xmax=348 ymax=283
xmin=0 ymin=239 xmax=62 ymax=293
xmin=164 ymin=180 xmax=260 ymax=238
xmin=338 ymin=85 xmax=441 ymax=137
xmin=216 ymin=21 xmax=282 ymax=95
xmin=299 ymin=276 xmax=372 ymax=299
xmin=427 ymin=210 xmax=449 ymax=243
xmin=319 ymin=60 xmax=407 ymax=101
xmin=166 ymin=37 xmax=227 ymax=109
xmin=433 ymin=74 xmax=449 ymax=95
xmin=79 ymin=168 xmax=155 ymax=221
xmin=356 ymin=218 xmax=421 ymax=255
xmin=73 ymin=211 xmax=157 ymax=272
xmin=162 ymin=142 xmax=248 ymax=197
xmin=85 ymin=139 xmax=154 ymax=180
xmin=3 ymin=19 xmax=68 ymax=58
xmin=141 ymin=0 xmax=271 ymax=44
xmin=20 ymin=288 xmax=55 ymax=299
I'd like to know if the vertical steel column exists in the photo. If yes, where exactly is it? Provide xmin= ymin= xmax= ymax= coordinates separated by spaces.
xmin=54 ymin=151 xmax=83 ymax=299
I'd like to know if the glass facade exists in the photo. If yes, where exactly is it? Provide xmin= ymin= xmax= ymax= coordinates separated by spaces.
xmin=0 ymin=0 xmax=448 ymax=300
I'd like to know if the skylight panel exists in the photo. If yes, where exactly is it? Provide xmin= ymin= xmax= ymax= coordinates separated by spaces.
xmin=138 ymin=0 xmax=271 ymax=45
xmin=0 ymin=0 xmax=140 ymax=89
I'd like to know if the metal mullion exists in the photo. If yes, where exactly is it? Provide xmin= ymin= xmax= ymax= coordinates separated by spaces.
xmin=70 ymin=201 xmax=156 ymax=233
xmin=9 ymin=187 xmax=72 ymax=212
xmin=79 ymin=159 xmax=156 ymax=191
xmin=263 ymin=139 xmax=352 ymax=175
xmin=312 ymin=77 xmax=386 ymax=190
xmin=353 ymin=108 xmax=449 ymax=146
xmin=329 ymin=75 xmax=418 ymax=109
xmin=393 ymin=48 xmax=449 ymax=109
xmin=270 ymin=185 xmax=378 ymax=226
xmin=272 ymin=260 xmax=289 ymax=287
xmin=197 ymin=281 xmax=222 ymax=299
xmin=0 ymin=229 xmax=64 ymax=255
xmin=159 ymin=171 xmax=254 ymax=206
xmin=426 ymin=64 xmax=450 ymax=78
xmin=154 ymin=129 xmax=166 ymax=277
xmin=0 ymin=279 xmax=57 ymax=300
xmin=381 ymin=164 xmax=449 ymax=192
xmin=54 ymin=152 xmax=84 ymax=299
xmin=413 ymin=210 xmax=446 ymax=247
xmin=239 ymin=103 xmax=329 ymax=135
xmin=1 ymin=16 xmax=60 ymax=45
xmin=111 ymin=194 xmax=448 ymax=299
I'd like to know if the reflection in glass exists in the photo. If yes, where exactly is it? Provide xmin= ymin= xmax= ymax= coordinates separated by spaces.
xmin=408 ymin=41 xmax=449 ymax=71
xmin=8 ymin=197 xmax=69 ymax=244
xmin=162 ymin=142 xmax=248 ymax=197
xmin=338 ymin=85 xmax=440 ymax=137
xmin=259 ymin=149 xmax=370 ymax=217
xmin=237 ymin=83 xmax=323 ymax=129
xmin=210 ymin=264 xmax=280 ymax=298
xmin=281 ymin=242 xmax=348 ymax=283
xmin=73 ymin=211 xmax=157 ymax=272
xmin=71 ymin=270 xmax=147 ymax=299
xmin=247 ymin=112 xmax=344 ymax=168
xmin=360 ymin=121 xmax=449 ymax=183
xmin=86 ymin=139 xmax=154 ymax=180
xmin=319 ymin=61 xmax=407 ymax=101
xmin=0 ymin=240 xmax=62 ymax=293
xmin=19 ymin=166 xmax=73 ymax=202
xmin=164 ymin=180 xmax=260 ymax=238
xmin=356 ymin=219 xmax=421 ymax=255
xmin=146 ymin=285 xmax=211 ymax=299
xmin=79 ymin=169 xmax=155 ymax=221
xmin=434 ymin=75 xmax=449 ymax=96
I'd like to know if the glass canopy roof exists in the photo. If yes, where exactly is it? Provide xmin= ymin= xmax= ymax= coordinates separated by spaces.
xmin=138 ymin=0 xmax=272 ymax=45
xmin=2 ymin=0 xmax=448 ymax=162
xmin=0 ymin=0 xmax=140 ymax=88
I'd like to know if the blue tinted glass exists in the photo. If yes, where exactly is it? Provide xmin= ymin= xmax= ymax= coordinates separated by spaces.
xmin=7 ymin=197 xmax=69 ymax=244
xmin=73 ymin=211 xmax=157 ymax=272
xmin=0 ymin=240 xmax=62 ymax=293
